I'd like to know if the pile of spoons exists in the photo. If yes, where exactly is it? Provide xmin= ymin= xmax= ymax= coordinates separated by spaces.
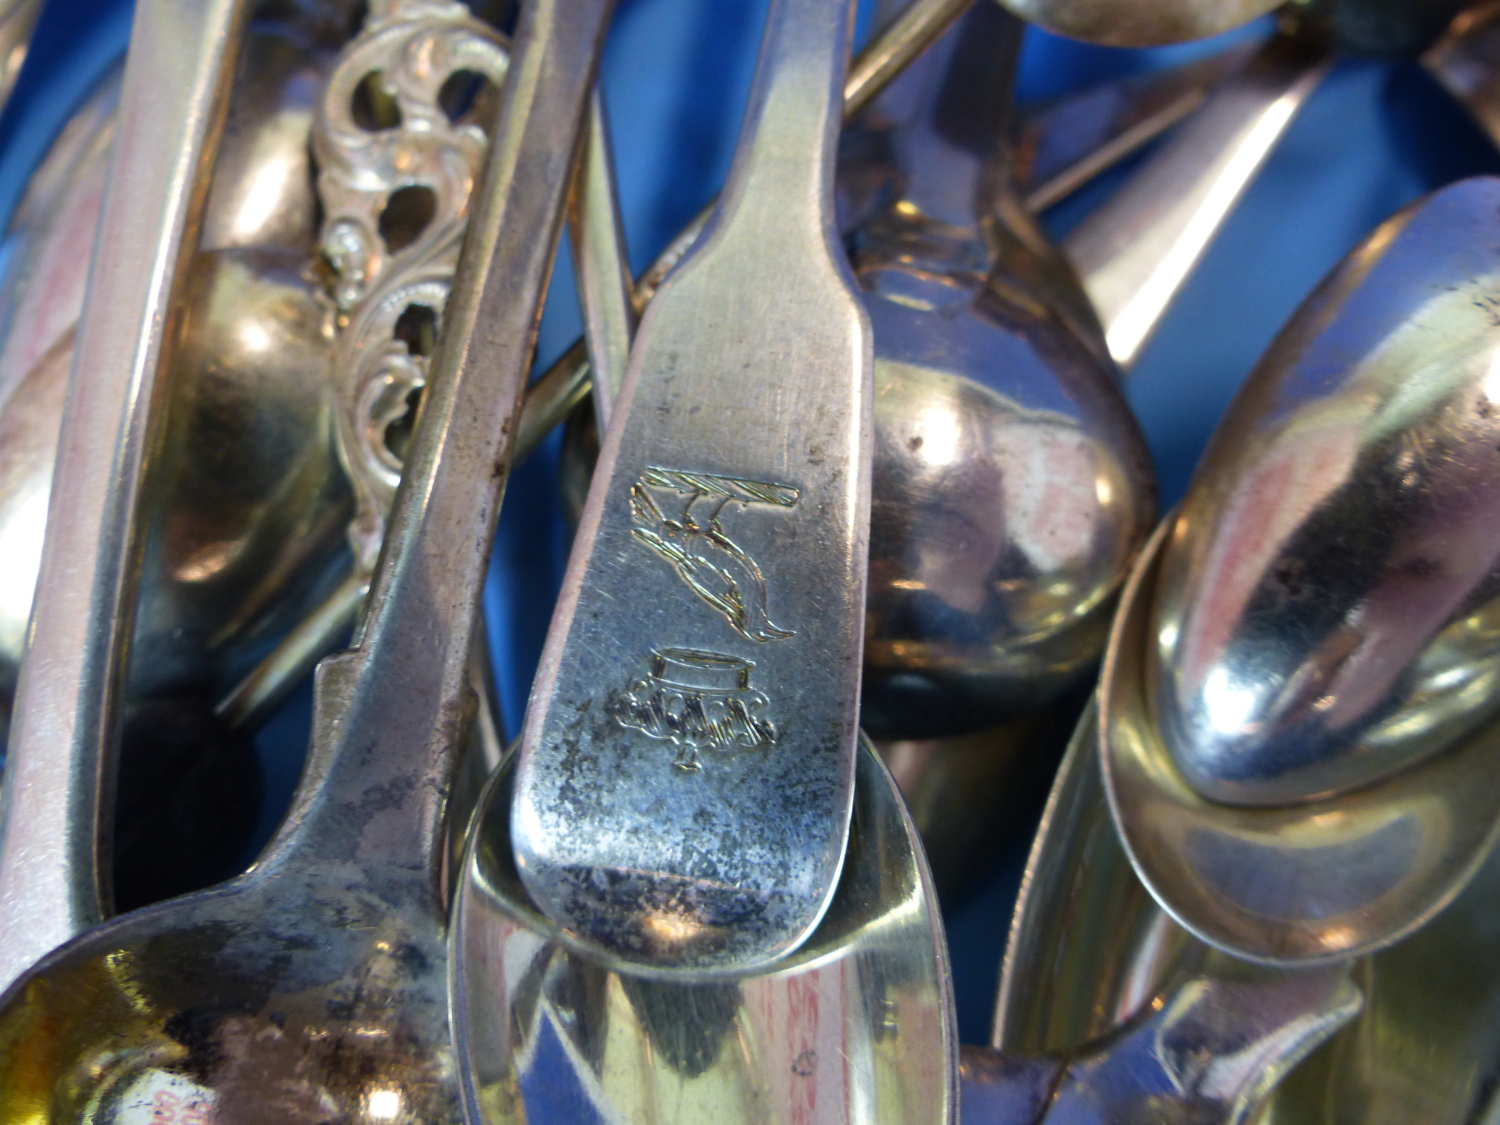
xmin=0 ymin=0 xmax=1498 ymax=1121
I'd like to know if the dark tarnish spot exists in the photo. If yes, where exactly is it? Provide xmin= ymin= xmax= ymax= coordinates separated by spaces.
xmin=356 ymin=773 xmax=421 ymax=815
xmin=1401 ymin=556 xmax=1442 ymax=579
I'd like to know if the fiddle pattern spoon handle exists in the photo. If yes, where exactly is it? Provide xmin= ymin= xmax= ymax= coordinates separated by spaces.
xmin=0 ymin=0 xmax=251 ymax=996
xmin=513 ymin=0 xmax=873 ymax=974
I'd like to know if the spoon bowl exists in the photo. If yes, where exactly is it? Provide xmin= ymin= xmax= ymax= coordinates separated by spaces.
xmin=454 ymin=738 xmax=956 ymax=1125
xmin=999 ymin=701 xmax=1500 ymax=1125
xmin=1143 ymin=177 xmax=1500 ymax=810
xmin=993 ymin=0 xmax=1280 ymax=49
xmin=1102 ymin=517 xmax=1500 ymax=963
xmin=0 ymin=23 xmax=347 ymax=729
xmin=0 ymin=801 xmax=459 ymax=1123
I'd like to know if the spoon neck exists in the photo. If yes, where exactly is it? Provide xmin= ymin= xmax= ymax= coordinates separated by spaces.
xmin=710 ymin=0 xmax=855 ymax=256
xmin=882 ymin=2 xmax=1022 ymax=233
xmin=256 ymin=648 xmax=468 ymax=903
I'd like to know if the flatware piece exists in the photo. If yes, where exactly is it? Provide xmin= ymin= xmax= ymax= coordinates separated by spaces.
xmin=513 ymin=0 xmax=872 ymax=973
xmin=0 ymin=0 xmax=611 ymax=1117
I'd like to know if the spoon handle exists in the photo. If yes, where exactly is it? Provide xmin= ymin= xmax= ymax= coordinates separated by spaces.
xmin=259 ymin=0 xmax=613 ymax=885
xmin=571 ymin=85 xmax=636 ymax=427
xmin=1064 ymin=31 xmax=1332 ymax=369
xmin=514 ymin=0 xmax=871 ymax=973
xmin=0 ymin=0 xmax=251 ymax=995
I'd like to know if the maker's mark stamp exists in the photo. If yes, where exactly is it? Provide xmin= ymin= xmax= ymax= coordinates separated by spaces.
xmin=629 ymin=467 xmax=799 ymax=643
xmin=608 ymin=648 xmax=778 ymax=772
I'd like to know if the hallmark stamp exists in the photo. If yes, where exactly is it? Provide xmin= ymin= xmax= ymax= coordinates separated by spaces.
xmin=629 ymin=467 xmax=799 ymax=643
xmin=608 ymin=648 xmax=778 ymax=772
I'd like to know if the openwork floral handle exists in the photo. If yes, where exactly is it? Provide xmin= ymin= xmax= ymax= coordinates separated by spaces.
xmin=312 ymin=0 xmax=508 ymax=571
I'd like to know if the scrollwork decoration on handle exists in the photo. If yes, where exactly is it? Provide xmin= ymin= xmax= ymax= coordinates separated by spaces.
xmin=312 ymin=0 xmax=508 ymax=572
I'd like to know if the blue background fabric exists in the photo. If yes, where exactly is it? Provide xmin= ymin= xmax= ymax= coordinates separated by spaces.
xmin=10 ymin=0 xmax=1500 ymax=1047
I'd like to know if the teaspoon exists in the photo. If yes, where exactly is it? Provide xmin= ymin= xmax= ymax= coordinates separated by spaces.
xmin=1100 ymin=178 xmax=1500 ymax=962
xmin=0 ymin=0 xmax=610 ymax=1116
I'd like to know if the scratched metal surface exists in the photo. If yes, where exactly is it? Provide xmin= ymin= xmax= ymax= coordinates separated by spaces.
xmin=7 ymin=0 xmax=1500 ymax=1048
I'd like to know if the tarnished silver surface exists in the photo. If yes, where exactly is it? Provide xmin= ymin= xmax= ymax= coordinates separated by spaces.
xmin=850 ymin=3 xmax=1154 ymax=739
xmin=0 ymin=0 xmax=610 ymax=1114
xmin=995 ymin=705 xmax=1500 ymax=1125
xmin=513 ymin=0 xmax=872 ymax=973
xmin=1147 ymin=176 xmax=1500 ymax=808
xmin=0 ymin=0 xmax=252 ymax=998
xmin=456 ymin=739 xmax=957 ymax=1125
xmin=993 ymin=0 xmax=1278 ymax=48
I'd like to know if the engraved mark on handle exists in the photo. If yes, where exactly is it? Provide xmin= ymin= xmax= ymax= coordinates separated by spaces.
xmin=629 ymin=467 xmax=800 ymax=642
xmin=607 ymin=648 xmax=778 ymax=772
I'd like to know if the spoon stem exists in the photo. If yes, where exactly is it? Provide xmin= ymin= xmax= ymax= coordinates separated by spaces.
xmin=0 ymin=0 xmax=250 ymax=995
xmin=710 ymin=0 xmax=856 ymax=256
xmin=1064 ymin=30 xmax=1332 ymax=369
xmin=259 ymin=0 xmax=613 ymax=886
xmin=571 ymin=85 xmax=636 ymax=426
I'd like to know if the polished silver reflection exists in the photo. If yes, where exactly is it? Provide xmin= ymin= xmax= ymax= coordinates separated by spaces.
xmin=1105 ymin=517 xmax=1500 ymax=964
xmin=456 ymin=741 xmax=957 ymax=1125
xmin=849 ymin=3 xmax=1155 ymax=740
xmin=997 ymin=704 xmax=1500 ymax=1125
xmin=1150 ymin=176 xmax=1500 ymax=807
xmin=0 ymin=24 xmax=351 ymax=740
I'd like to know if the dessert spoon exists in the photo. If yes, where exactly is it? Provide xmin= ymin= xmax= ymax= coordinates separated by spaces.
xmin=0 ymin=1 xmax=610 ymax=1117
xmin=513 ymin=0 xmax=872 ymax=974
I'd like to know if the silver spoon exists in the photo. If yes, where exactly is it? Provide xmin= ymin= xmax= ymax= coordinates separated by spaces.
xmin=849 ymin=1 xmax=1154 ymax=742
xmin=1100 ymin=176 xmax=1500 ymax=963
xmin=512 ymin=0 xmax=872 ymax=974
xmin=458 ymin=729 xmax=1355 ymax=1125
xmin=0 ymin=0 xmax=255 ymax=997
xmin=455 ymin=737 xmax=957 ymax=1125
xmin=998 ymin=706 xmax=1500 ymax=1124
xmin=981 ymin=701 xmax=1363 ymax=1124
xmin=0 ymin=1 xmax=610 ymax=1115
xmin=994 ymin=0 xmax=1279 ymax=48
